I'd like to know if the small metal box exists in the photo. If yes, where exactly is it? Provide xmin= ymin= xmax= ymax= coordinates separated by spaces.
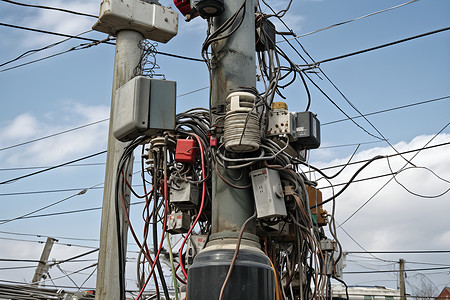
xmin=292 ymin=111 xmax=321 ymax=149
xmin=113 ymin=76 xmax=176 ymax=142
xmin=185 ymin=234 xmax=207 ymax=267
xmin=250 ymin=168 xmax=287 ymax=219
xmin=267 ymin=109 xmax=294 ymax=138
xmin=167 ymin=212 xmax=191 ymax=234
xmin=92 ymin=0 xmax=178 ymax=43
xmin=169 ymin=179 xmax=200 ymax=211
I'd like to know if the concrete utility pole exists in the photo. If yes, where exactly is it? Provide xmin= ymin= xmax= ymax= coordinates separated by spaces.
xmin=32 ymin=237 xmax=56 ymax=284
xmin=400 ymin=258 xmax=406 ymax=300
xmin=95 ymin=30 xmax=143 ymax=300
xmin=187 ymin=0 xmax=275 ymax=299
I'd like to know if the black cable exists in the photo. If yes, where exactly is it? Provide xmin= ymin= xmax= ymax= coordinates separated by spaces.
xmin=0 ymin=230 xmax=100 ymax=242
xmin=283 ymin=0 xmax=419 ymax=40
xmin=344 ymin=266 xmax=450 ymax=274
xmin=347 ymin=250 xmax=450 ymax=254
xmin=0 ymin=30 xmax=93 ymax=68
xmin=0 ymin=119 xmax=108 ymax=152
xmin=310 ymin=155 xmax=385 ymax=208
xmin=0 ymin=0 xmax=98 ymax=18
xmin=340 ymin=122 xmax=449 ymax=225
xmin=0 ymin=22 xmax=203 ymax=62
xmin=332 ymin=276 xmax=349 ymax=300
xmin=309 ymin=26 xmax=450 ymax=66
xmin=0 ymin=37 xmax=112 ymax=72
xmin=0 ymin=187 xmax=103 ymax=196
xmin=322 ymin=95 xmax=450 ymax=126
xmin=0 ymin=150 xmax=107 ymax=185
xmin=153 ymin=197 xmax=171 ymax=300
xmin=307 ymin=140 xmax=450 ymax=174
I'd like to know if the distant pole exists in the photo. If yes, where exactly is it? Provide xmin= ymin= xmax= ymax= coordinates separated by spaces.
xmin=95 ymin=30 xmax=143 ymax=300
xmin=400 ymin=258 xmax=406 ymax=300
xmin=32 ymin=237 xmax=56 ymax=283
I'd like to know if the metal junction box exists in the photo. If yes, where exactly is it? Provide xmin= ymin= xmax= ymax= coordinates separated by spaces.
xmin=250 ymin=168 xmax=287 ymax=219
xmin=113 ymin=76 xmax=176 ymax=142
xmin=92 ymin=0 xmax=178 ymax=43
xmin=292 ymin=111 xmax=321 ymax=149
xmin=167 ymin=211 xmax=191 ymax=234
xmin=185 ymin=234 xmax=207 ymax=267
xmin=169 ymin=179 xmax=200 ymax=211
xmin=267 ymin=109 xmax=295 ymax=138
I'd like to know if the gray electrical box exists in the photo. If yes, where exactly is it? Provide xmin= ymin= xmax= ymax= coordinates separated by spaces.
xmin=113 ymin=76 xmax=176 ymax=142
xmin=185 ymin=234 xmax=207 ymax=267
xmin=167 ymin=211 xmax=191 ymax=234
xmin=92 ymin=0 xmax=178 ymax=43
xmin=169 ymin=179 xmax=200 ymax=211
xmin=250 ymin=168 xmax=287 ymax=219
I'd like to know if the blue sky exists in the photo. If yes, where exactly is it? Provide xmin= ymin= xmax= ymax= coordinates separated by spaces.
xmin=0 ymin=0 xmax=449 ymax=294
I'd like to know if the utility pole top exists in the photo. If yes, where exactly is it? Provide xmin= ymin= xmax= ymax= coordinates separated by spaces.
xmin=32 ymin=237 xmax=56 ymax=284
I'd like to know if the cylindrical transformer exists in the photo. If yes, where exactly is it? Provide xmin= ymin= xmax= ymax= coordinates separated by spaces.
xmin=187 ymin=239 xmax=275 ymax=300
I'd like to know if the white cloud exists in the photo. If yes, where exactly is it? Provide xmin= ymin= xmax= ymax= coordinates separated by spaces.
xmin=19 ymin=0 xmax=99 ymax=47
xmin=2 ymin=113 xmax=39 ymax=140
xmin=0 ymin=102 xmax=109 ymax=166
xmin=309 ymin=133 xmax=450 ymax=265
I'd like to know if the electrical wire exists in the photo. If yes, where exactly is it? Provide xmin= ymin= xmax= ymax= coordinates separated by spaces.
xmin=0 ymin=36 xmax=114 ymax=73
xmin=339 ymin=122 xmax=449 ymax=226
xmin=281 ymin=0 xmax=419 ymax=40
xmin=218 ymin=211 xmax=257 ymax=300
xmin=0 ymin=0 xmax=98 ymax=18
xmin=344 ymin=266 xmax=450 ymax=274
xmin=0 ymin=118 xmax=108 ymax=152
xmin=0 ymin=150 xmax=106 ymax=185
xmin=346 ymin=250 xmax=450 ymax=254
xmin=304 ymin=26 xmax=450 ymax=67
xmin=0 ymin=183 xmax=101 ymax=225
xmin=0 ymin=22 xmax=203 ymax=63
xmin=322 ymin=95 xmax=450 ymax=126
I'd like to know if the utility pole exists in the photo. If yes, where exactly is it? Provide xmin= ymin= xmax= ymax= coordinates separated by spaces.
xmin=32 ymin=237 xmax=56 ymax=284
xmin=187 ymin=0 xmax=275 ymax=299
xmin=400 ymin=258 xmax=406 ymax=300
xmin=95 ymin=30 xmax=143 ymax=300
xmin=92 ymin=0 xmax=178 ymax=298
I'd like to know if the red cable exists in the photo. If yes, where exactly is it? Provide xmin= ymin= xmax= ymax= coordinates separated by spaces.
xmin=136 ymin=152 xmax=170 ymax=300
xmin=178 ymin=134 xmax=207 ymax=279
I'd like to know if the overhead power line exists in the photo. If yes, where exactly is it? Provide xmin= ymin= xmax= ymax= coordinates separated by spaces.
xmin=0 ymin=151 xmax=107 ymax=185
xmin=284 ymin=0 xmax=419 ymax=40
xmin=322 ymin=95 xmax=450 ymax=126
xmin=0 ymin=0 xmax=98 ymax=18
xmin=0 ymin=162 xmax=107 ymax=172
xmin=0 ymin=35 xmax=113 ymax=72
xmin=0 ymin=230 xmax=101 ymax=242
xmin=344 ymin=266 xmax=450 ymax=274
xmin=339 ymin=122 xmax=449 ymax=226
xmin=306 ymin=26 xmax=450 ymax=66
xmin=347 ymin=250 xmax=450 ymax=254
xmin=312 ymin=140 xmax=450 ymax=173
xmin=0 ymin=22 xmax=203 ymax=62
xmin=0 ymin=119 xmax=109 ymax=152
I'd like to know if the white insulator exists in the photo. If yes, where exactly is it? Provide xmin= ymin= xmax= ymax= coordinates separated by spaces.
xmin=223 ymin=92 xmax=261 ymax=152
